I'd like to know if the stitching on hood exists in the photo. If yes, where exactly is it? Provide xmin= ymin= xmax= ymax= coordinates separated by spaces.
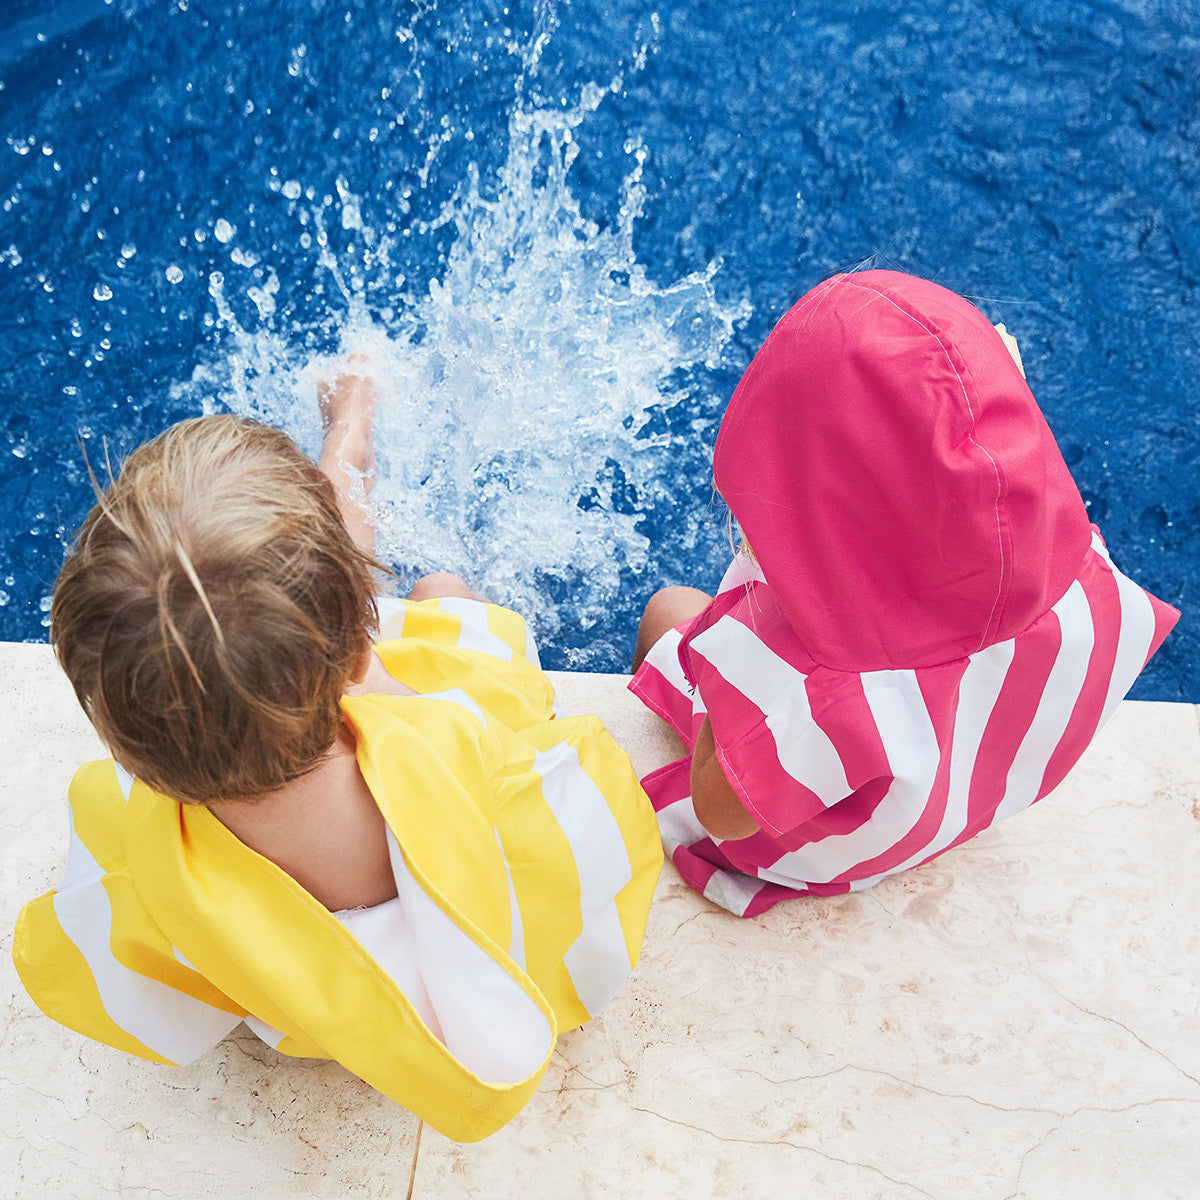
xmin=834 ymin=277 xmax=1009 ymax=657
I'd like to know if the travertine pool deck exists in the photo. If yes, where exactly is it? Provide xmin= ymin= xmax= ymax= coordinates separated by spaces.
xmin=2 ymin=641 xmax=1197 ymax=1199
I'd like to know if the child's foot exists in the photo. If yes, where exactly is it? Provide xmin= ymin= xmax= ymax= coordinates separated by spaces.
xmin=318 ymin=354 xmax=377 ymax=492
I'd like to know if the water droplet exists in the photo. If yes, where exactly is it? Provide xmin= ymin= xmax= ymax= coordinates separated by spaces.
xmin=93 ymin=283 xmax=112 ymax=301
xmin=336 ymin=177 xmax=363 ymax=231
xmin=282 ymin=180 xmax=302 ymax=200
xmin=120 ymin=242 xmax=137 ymax=259
xmin=214 ymin=218 xmax=235 ymax=243
xmin=165 ymin=264 xmax=184 ymax=283
xmin=246 ymin=271 xmax=279 ymax=318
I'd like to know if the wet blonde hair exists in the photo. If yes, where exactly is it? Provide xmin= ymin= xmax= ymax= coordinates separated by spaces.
xmin=51 ymin=415 xmax=380 ymax=804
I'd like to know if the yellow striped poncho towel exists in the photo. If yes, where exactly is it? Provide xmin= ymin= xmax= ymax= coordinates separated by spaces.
xmin=13 ymin=596 xmax=663 ymax=1142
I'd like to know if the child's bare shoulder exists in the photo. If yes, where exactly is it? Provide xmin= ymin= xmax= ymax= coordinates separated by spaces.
xmin=207 ymin=729 xmax=397 ymax=913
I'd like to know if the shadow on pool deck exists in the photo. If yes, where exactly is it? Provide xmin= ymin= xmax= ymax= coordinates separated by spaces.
xmin=2 ymin=643 xmax=1197 ymax=1199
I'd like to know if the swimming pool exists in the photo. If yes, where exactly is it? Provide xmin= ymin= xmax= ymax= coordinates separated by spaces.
xmin=1 ymin=0 xmax=1195 ymax=699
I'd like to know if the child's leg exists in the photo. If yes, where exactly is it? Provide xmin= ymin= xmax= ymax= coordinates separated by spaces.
xmin=317 ymin=356 xmax=377 ymax=559
xmin=631 ymin=586 xmax=712 ymax=673
xmin=631 ymin=586 xmax=759 ymax=841
xmin=407 ymin=572 xmax=489 ymax=603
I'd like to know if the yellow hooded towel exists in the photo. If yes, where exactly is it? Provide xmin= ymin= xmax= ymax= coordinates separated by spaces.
xmin=14 ymin=597 xmax=662 ymax=1142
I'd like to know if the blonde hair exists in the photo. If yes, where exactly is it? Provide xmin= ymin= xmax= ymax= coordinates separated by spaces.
xmin=51 ymin=415 xmax=380 ymax=804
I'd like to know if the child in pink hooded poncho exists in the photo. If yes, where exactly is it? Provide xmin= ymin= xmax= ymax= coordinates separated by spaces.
xmin=630 ymin=269 xmax=1179 ymax=917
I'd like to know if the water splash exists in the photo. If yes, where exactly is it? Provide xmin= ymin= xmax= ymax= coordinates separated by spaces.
xmin=184 ymin=40 xmax=747 ymax=665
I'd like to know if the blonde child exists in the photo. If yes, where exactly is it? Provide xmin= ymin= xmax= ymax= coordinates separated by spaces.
xmin=631 ymin=270 xmax=1178 ymax=918
xmin=15 ymin=362 xmax=662 ymax=1142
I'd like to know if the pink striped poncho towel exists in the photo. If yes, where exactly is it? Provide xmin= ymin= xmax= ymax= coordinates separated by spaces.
xmin=631 ymin=270 xmax=1179 ymax=917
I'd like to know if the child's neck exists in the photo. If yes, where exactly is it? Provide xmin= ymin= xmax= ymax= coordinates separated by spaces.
xmin=207 ymin=723 xmax=400 ymax=913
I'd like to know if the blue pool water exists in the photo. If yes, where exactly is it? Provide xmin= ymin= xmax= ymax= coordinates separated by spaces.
xmin=0 ymin=0 xmax=1196 ymax=698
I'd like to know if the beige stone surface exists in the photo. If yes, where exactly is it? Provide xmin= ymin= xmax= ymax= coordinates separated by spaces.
xmin=2 ymin=643 xmax=1198 ymax=1199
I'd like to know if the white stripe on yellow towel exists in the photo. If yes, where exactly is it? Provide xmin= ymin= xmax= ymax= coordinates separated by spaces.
xmin=437 ymin=596 xmax=515 ymax=662
xmin=493 ymin=829 xmax=528 ymax=971
xmin=52 ymin=828 xmax=242 ymax=1064
xmin=534 ymin=740 xmax=634 ymax=1017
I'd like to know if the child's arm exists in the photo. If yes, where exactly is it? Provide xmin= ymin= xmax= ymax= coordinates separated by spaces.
xmin=690 ymin=715 xmax=761 ymax=841
xmin=318 ymin=355 xmax=377 ymax=559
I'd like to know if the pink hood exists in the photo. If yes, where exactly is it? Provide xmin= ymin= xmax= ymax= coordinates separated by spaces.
xmin=713 ymin=270 xmax=1094 ymax=673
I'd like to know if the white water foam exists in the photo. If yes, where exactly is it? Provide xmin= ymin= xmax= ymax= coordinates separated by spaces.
xmin=180 ymin=28 xmax=747 ymax=664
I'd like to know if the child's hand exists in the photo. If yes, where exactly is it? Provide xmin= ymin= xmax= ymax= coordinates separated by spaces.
xmin=993 ymin=323 xmax=1026 ymax=380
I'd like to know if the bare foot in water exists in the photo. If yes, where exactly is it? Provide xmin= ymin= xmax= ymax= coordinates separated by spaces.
xmin=318 ymin=354 xmax=378 ymax=557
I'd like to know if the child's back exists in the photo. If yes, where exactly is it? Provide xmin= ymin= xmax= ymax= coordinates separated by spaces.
xmin=15 ymin=401 xmax=662 ymax=1141
xmin=632 ymin=270 xmax=1178 ymax=916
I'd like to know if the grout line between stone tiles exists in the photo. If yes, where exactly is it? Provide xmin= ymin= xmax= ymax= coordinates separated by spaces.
xmin=405 ymin=1120 xmax=423 ymax=1200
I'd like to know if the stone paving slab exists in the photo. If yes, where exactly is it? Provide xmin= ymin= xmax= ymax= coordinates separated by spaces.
xmin=2 ymin=644 xmax=1197 ymax=1199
